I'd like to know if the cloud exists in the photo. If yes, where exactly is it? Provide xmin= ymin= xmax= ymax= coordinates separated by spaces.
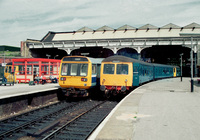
xmin=0 ymin=0 xmax=199 ymax=47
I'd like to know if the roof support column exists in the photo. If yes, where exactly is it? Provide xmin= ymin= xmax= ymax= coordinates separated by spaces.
xmin=62 ymin=48 xmax=72 ymax=55
xmin=194 ymin=45 xmax=199 ymax=77
xmin=106 ymin=47 xmax=118 ymax=54
xmin=136 ymin=46 xmax=141 ymax=60
xmin=197 ymin=45 xmax=200 ymax=66
xmin=112 ymin=47 xmax=118 ymax=54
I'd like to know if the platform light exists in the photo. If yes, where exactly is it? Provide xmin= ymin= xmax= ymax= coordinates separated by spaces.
xmin=54 ymin=55 xmax=59 ymax=59
xmin=46 ymin=54 xmax=51 ymax=59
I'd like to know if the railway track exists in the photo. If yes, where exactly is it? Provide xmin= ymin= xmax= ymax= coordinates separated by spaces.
xmin=42 ymin=101 xmax=117 ymax=140
xmin=0 ymin=99 xmax=118 ymax=140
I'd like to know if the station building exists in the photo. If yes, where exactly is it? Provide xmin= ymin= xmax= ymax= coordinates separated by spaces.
xmin=22 ymin=23 xmax=200 ymax=76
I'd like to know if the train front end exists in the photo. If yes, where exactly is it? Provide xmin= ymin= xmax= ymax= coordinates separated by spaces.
xmin=100 ymin=61 xmax=133 ymax=97
xmin=59 ymin=56 xmax=92 ymax=97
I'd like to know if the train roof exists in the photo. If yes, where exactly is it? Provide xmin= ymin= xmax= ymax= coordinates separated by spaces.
xmin=102 ymin=55 xmax=152 ymax=66
xmin=62 ymin=56 xmax=103 ymax=64
xmin=88 ymin=57 xmax=103 ymax=64
xmin=103 ymin=55 xmax=179 ymax=68
xmin=152 ymin=63 xmax=178 ymax=68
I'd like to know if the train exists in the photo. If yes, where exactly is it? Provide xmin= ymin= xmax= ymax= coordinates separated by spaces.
xmin=59 ymin=56 xmax=103 ymax=97
xmin=100 ymin=55 xmax=180 ymax=97
xmin=59 ymin=55 xmax=180 ymax=99
xmin=0 ymin=62 xmax=18 ymax=85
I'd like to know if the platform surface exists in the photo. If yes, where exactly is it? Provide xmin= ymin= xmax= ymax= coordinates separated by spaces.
xmin=0 ymin=83 xmax=59 ymax=99
xmin=89 ymin=77 xmax=200 ymax=140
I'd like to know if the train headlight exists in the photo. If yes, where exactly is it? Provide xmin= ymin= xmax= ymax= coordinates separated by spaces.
xmin=60 ymin=77 xmax=66 ymax=81
xmin=81 ymin=78 xmax=87 ymax=82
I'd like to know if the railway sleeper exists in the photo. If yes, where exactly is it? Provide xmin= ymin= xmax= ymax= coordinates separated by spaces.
xmin=27 ymin=120 xmax=60 ymax=137
xmin=58 ymin=134 xmax=86 ymax=140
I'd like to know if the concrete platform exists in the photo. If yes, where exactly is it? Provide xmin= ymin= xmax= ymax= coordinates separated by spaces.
xmin=0 ymin=83 xmax=59 ymax=99
xmin=89 ymin=77 xmax=200 ymax=140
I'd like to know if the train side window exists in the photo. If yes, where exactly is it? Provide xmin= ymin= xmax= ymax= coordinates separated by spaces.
xmin=92 ymin=64 xmax=96 ymax=75
xmin=103 ymin=64 xmax=114 ymax=74
xmin=80 ymin=64 xmax=88 ymax=76
xmin=117 ymin=64 xmax=128 ymax=75
xmin=97 ymin=64 xmax=101 ymax=77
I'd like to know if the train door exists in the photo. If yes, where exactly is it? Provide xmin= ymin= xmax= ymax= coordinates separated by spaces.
xmin=173 ymin=67 xmax=176 ymax=77
xmin=92 ymin=64 xmax=97 ymax=86
xmin=133 ymin=63 xmax=139 ymax=86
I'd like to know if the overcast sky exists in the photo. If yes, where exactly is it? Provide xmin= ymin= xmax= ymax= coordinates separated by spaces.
xmin=0 ymin=0 xmax=200 ymax=47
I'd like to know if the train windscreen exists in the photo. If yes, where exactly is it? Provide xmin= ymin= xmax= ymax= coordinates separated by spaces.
xmin=61 ymin=63 xmax=88 ymax=76
xmin=116 ymin=64 xmax=128 ymax=75
xmin=103 ymin=64 xmax=114 ymax=74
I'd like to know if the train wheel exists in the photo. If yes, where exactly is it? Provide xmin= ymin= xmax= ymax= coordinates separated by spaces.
xmin=104 ymin=90 xmax=110 ymax=99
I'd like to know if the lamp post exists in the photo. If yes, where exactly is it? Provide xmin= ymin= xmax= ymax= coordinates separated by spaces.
xmin=46 ymin=54 xmax=51 ymax=59
xmin=179 ymin=33 xmax=200 ymax=92
xmin=180 ymin=53 xmax=183 ymax=82
xmin=54 ymin=55 xmax=59 ymax=59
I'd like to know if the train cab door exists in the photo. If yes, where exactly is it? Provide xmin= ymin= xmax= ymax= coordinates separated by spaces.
xmin=173 ymin=67 xmax=176 ymax=77
xmin=133 ymin=63 xmax=139 ymax=86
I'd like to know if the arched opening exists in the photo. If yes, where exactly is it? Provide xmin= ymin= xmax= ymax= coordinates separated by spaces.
xmin=30 ymin=48 xmax=67 ymax=59
xmin=117 ymin=48 xmax=138 ymax=59
xmin=71 ymin=47 xmax=113 ymax=58
xmin=141 ymin=45 xmax=191 ymax=76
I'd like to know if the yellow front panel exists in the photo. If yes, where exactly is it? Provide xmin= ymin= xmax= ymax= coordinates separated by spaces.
xmin=59 ymin=76 xmax=91 ymax=89
xmin=100 ymin=62 xmax=133 ymax=87
xmin=59 ymin=60 xmax=92 ymax=89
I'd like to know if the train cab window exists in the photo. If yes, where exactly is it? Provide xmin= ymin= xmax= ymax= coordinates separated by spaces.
xmin=5 ymin=66 xmax=8 ymax=73
xmin=103 ymin=64 xmax=114 ymax=74
xmin=80 ymin=64 xmax=88 ymax=76
xmin=61 ymin=63 xmax=68 ymax=76
xmin=9 ymin=66 xmax=12 ymax=73
xmin=61 ymin=63 xmax=88 ymax=76
xmin=117 ymin=64 xmax=128 ymax=75
xmin=70 ymin=64 xmax=78 ymax=76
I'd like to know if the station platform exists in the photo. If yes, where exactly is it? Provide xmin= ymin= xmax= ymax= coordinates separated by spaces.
xmin=89 ymin=77 xmax=200 ymax=140
xmin=0 ymin=83 xmax=59 ymax=100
